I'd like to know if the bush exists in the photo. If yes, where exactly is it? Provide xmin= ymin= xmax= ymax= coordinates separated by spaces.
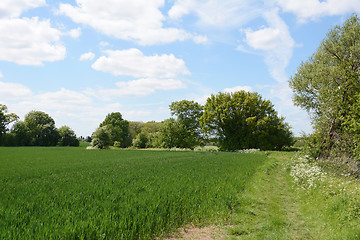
xmin=113 ymin=141 xmax=121 ymax=148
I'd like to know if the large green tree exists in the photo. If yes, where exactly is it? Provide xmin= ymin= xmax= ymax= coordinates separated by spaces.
xmin=200 ymin=91 xmax=293 ymax=151
xmin=155 ymin=118 xmax=191 ymax=149
xmin=289 ymin=14 xmax=360 ymax=159
xmin=169 ymin=100 xmax=204 ymax=147
xmin=24 ymin=110 xmax=59 ymax=146
xmin=99 ymin=112 xmax=131 ymax=148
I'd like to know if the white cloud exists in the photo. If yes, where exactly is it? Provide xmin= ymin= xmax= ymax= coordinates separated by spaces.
xmin=92 ymin=48 xmax=190 ymax=78
xmin=58 ymin=0 xmax=203 ymax=45
xmin=223 ymin=85 xmax=253 ymax=93
xmin=65 ymin=27 xmax=81 ymax=38
xmin=0 ymin=0 xmax=46 ymax=18
xmin=79 ymin=51 xmax=95 ymax=61
xmin=86 ymin=78 xmax=186 ymax=99
xmin=0 ymin=81 xmax=32 ymax=100
xmin=241 ymin=9 xmax=295 ymax=84
xmin=276 ymin=0 xmax=360 ymax=23
xmin=244 ymin=27 xmax=283 ymax=51
xmin=0 ymin=17 xmax=66 ymax=65
xmin=169 ymin=0 xmax=263 ymax=28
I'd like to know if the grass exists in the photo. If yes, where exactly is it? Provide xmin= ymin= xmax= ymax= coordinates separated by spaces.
xmin=227 ymin=151 xmax=360 ymax=240
xmin=0 ymin=147 xmax=265 ymax=239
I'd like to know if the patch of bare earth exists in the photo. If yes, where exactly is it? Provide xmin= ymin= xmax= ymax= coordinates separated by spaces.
xmin=163 ymin=225 xmax=226 ymax=240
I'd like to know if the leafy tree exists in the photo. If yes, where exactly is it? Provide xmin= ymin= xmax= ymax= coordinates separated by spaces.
xmin=58 ymin=125 xmax=79 ymax=146
xmin=0 ymin=104 xmax=18 ymax=145
xmin=100 ymin=112 xmax=131 ymax=148
xmin=11 ymin=121 xmax=31 ymax=146
xmin=156 ymin=118 xmax=193 ymax=149
xmin=91 ymin=126 xmax=112 ymax=149
xmin=24 ymin=110 xmax=59 ymax=146
xmin=289 ymin=14 xmax=360 ymax=159
xmin=132 ymin=132 xmax=149 ymax=148
xmin=170 ymin=100 xmax=204 ymax=147
xmin=200 ymin=91 xmax=293 ymax=151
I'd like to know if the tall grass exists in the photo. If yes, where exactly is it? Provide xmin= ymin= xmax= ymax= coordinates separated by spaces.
xmin=0 ymin=147 xmax=265 ymax=239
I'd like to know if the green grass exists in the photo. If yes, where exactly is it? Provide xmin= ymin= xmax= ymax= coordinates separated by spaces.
xmin=227 ymin=152 xmax=360 ymax=240
xmin=0 ymin=147 xmax=265 ymax=239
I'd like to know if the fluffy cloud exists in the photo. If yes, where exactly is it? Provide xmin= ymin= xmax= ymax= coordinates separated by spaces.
xmin=276 ymin=0 xmax=360 ymax=23
xmin=79 ymin=51 xmax=95 ymax=61
xmin=92 ymin=48 xmax=190 ymax=78
xmin=86 ymin=78 xmax=186 ymax=99
xmin=0 ymin=17 xmax=66 ymax=65
xmin=0 ymin=0 xmax=46 ymax=18
xmin=58 ymin=0 xmax=204 ymax=45
xmin=0 ymin=81 xmax=32 ymax=100
xmin=242 ymin=9 xmax=295 ymax=85
xmin=223 ymin=85 xmax=253 ymax=93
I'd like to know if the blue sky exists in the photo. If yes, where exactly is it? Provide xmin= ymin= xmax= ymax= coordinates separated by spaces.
xmin=1 ymin=0 xmax=360 ymax=137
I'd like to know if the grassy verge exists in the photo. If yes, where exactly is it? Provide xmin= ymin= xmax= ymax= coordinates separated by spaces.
xmin=227 ymin=151 xmax=360 ymax=240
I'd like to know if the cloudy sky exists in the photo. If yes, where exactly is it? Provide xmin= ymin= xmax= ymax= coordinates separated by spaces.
xmin=1 ymin=0 xmax=359 ymax=137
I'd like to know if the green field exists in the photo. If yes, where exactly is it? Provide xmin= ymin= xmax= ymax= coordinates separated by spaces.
xmin=0 ymin=147 xmax=266 ymax=239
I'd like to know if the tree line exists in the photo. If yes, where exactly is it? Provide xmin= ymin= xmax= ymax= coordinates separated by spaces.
xmin=1 ymin=90 xmax=293 ymax=150
xmin=0 ymin=107 xmax=79 ymax=147
xmin=90 ymin=91 xmax=293 ymax=151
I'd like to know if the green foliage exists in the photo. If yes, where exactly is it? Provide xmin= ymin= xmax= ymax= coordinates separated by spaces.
xmin=289 ymin=14 xmax=360 ymax=161
xmin=132 ymin=132 xmax=149 ymax=148
xmin=91 ymin=126 xmax=112 ymax=149
xmin=0 ymin=104 xmax=19 ymax=145
xmin=24 ymin=110 xmax=59 ymax=146
xmin=170 ymin=100 xmax=204 ymax=148
xmin=113 ymin=141 xmax=121 ymax=148
xmin=100 ymin=112 xmax=131 ymax=148
xmin=58 ymin=125 xmax=79 ymax=147
xmin=156 ymin=118 xmax=195 ymax=149
xmin=0 ymin=147 xmax=265 ymax=239
xmin=200 ymin=91 xmax=293 ymax=151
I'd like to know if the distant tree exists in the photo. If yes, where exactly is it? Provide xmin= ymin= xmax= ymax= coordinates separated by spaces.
xmin=100 ymin=112 xmax=131 ymax=148
xmin=156 ymin=118 xmax=194 ymax=149
xmin=170 ymin=100 xmax=204 ymax=147
xmin=91 ymin=126 xmax=112 ymax=149
xmin=200 ymin=91 xmax=293 ymax=151
xmin=0 ymin=104 xmax=18 ymax=145
xmin=289 ymin=14 xmax=360 ymax=160
xmin=11 ymin=121 xmax=31 ymax=146
xmin=58 ymin=126 xmax=79 ymax=146
xmin=132 ymin=132 xmax=149 ymax=148
xmin=24 ymin=110 xmax=59 ymax=146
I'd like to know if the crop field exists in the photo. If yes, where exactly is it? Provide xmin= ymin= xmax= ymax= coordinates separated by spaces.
xmin=0 ymin=147 xmax=266 ymax=239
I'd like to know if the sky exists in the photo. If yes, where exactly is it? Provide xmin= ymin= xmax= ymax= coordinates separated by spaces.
xmin=1 ymin=0 xmax=360 ymax=137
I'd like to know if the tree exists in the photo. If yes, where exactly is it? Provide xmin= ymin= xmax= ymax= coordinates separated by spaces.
xmin=91 ymin=126 xmax=112 ymax=149
xmin=100 ymin=112 xmax=131 ymax=148
xmin=58 ymin=126 xmax=79 ymax=146
xmin=132 ymin=132 xmax=150 ymax=148
xmin=11 ymin=121 xmax=31 ymax=146
xmin=24 ymin=110 xmax=59 ymax=146
xmin=169 ymin=100 xmax=204 ymax=147
xmin=200 ymin=91 xmax=293 ymax=151
xmin=289 ymin=14 xmax=360 ymax=159
xmin=155 ymin=118 xmax=191 ymax=148
xmin=0 ymin=104 xmax=18 ymax=145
